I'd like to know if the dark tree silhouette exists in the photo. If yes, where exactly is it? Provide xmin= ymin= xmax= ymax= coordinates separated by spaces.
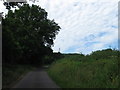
xmin=3 ymin=0 xmax=39 ymax=10
xmin=2 ymin=4 xmax=60 ymax=65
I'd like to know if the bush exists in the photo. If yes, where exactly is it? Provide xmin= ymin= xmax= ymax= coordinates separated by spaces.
xmin=47 ymin=49 xmax=119 ymax=88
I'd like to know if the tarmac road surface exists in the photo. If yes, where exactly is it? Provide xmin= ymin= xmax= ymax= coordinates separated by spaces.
xmin=13 ymin=67 xmax=60 ymax=88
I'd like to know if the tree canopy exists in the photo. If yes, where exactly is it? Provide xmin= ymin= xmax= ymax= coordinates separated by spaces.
xmin=2 ymin=4 xmax=60 ymax=65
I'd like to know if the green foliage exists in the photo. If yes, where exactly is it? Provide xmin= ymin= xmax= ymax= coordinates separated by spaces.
xmin=2 ymin=4 xmax=60 ymax=65
xmin=89 ymin=49 xmax=119 ymax=60
xmin=3 ymin=2 xmax=24 ymax=10
xmin=43 ymin=53 xmax=63 ymax=65
xmin=48 ymin=49 xmax=119 ymax=88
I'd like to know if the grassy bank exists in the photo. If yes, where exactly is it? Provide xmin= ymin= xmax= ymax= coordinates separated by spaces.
xmin=47 ymin=49 xmax=119 ymax=88
xmin=2 ymin=64 xmax=36 ymax=88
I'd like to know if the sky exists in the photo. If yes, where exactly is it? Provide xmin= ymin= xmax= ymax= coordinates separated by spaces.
xmin=0 ymin=0 xmax=119 ymax=54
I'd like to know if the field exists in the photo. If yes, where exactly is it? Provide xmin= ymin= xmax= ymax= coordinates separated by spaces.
xmin=47 ymin=49 xmax=119 ymax=88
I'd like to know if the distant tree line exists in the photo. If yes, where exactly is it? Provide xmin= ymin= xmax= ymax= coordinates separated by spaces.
xmin=2 ymin=4 xmax=61 ymax=65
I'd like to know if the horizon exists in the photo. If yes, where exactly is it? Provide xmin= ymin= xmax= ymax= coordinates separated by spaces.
xmin=53 ymin=47 xmax=119 ymax=55
xmin=0 ymin=0 xmax=119 ymax=54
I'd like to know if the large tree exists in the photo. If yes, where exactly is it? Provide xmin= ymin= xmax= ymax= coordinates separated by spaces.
xmin=2 ymin=4 xmax=60 ymax=65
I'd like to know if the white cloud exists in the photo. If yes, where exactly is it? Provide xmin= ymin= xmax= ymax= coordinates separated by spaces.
xmin=0 ymin=0 xmax=118 ymax=54
xmin=0 ymin=1 xmax=8 ymax=15
xmin=47 ymin=0 xmax=118 ymax=54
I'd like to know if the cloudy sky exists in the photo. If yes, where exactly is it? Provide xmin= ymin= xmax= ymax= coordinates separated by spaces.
xmin=0 ymin=0 xmax=119 ymax=54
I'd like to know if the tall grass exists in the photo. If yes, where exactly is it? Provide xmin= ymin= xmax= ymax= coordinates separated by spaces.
xmin=48 ymin=49 xmax=119 ymax=88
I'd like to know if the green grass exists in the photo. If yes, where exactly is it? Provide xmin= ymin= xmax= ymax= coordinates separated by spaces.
xmin=47 ymin=49 xmax=119 ymax=88
xmin=2 ymin=64 xmax=35 ymax=88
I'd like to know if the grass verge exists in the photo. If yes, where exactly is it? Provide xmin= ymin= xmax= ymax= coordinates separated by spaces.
xmin=2 ymin=64 xmax=36 ymax=88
